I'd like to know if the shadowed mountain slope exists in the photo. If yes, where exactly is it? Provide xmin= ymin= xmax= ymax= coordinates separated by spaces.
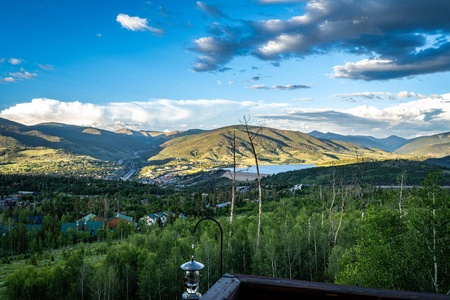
xmin=395 ymin=132 xmax=450 ymax=157
xmin=309 ymin=131 xmax=410 ymax=152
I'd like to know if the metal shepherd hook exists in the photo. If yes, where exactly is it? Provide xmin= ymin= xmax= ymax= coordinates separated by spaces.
xmin=192 ymin=217 xmax=223 ymax=277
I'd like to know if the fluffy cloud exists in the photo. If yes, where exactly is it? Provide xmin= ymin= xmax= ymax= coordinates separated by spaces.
xmin=8 ymin=58 xmax=22 ymax=65
xmin=1 ymin=95 xmax=449 ymax=138
xmin=258 ymin=94 xmax=450 ymax=137
xmin=191 ymin=0 xmax=450 ymax=80
xmin=9 ymin=71 xmax=37 ymax=79
xmin=332 ymin=52 xmax=450 ymax=80
xmin=0 ymin=98 xmax=262 ymax=132
xmin=0 ymin=77 xmax=15 ymax=83
xmin=116 ymin=13 xmax=164 ymax=35
xmin=1 ymin=70 xmax=37 ymax=83
xmin=1 ymin=59 xmax=50 ymax=83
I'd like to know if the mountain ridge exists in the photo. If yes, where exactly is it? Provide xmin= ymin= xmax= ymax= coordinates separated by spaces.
xmin=148 ymin=125 xmax=397 ymax=168
xmin=1 ymin=117 xmax=449 ymax=178
xmin=308 ymin=130 xmax=411 ymax=152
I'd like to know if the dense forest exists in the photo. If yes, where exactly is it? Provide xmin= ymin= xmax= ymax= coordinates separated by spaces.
xmin=0 ymin=168 xmax=449 ymax=299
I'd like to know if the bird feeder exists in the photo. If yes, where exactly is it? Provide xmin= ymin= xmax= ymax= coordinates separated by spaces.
xmin=180 ymin=256 xmax=204 ymax=299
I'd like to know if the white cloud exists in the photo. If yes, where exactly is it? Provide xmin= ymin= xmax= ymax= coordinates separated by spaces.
xmin=347 ymin=98 xmax=450 ymax=128
xmin=1 ymin=77 xmax=15 ymax=83
xmin=1 ymin=95 xmax=449 ymax=138
xmin=396 ymin=91 xmax=427 ymax=99
xmin=257 ymin=34 xmax=305 ymax=59
xmin=116 ymin=13 xmax=164 ymax=35
xmin=250 ymin=84 xmax=269 ymax=90
xmin=335 ymin=91 xmax=441 ymax=102
xmin=0 ymin=98 xmax=263 ymax=132
xmin=8 ymin=58 xmax=22 ymax=65
xmin=331 ymin=58 xmax=393 ymax=80
xmin=293 ymin=97 xmax=313 ymax=101
xmin=37 ymin=64 xmax=54 ymax=71
xmin=258 ymin=94 xmax=450 ymax=138
xmin=9 ymin=71 xmax=37 ymax=80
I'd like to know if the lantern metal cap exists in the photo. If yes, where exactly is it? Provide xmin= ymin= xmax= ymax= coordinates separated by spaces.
xmin=180 ymin=256 xmax=205 ymax=271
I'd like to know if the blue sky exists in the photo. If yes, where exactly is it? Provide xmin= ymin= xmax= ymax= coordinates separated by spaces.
xmin=1 ymin=0 xmax=450 ymax=138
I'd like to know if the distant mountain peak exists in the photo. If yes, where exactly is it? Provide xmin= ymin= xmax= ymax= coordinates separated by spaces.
xmin=82 ymin=128 xmax=102 ymax=135
xmin=116 ymin=128 xmax=134 ymax=135
xmin=308 ymin=131 xmax=410 ymax=152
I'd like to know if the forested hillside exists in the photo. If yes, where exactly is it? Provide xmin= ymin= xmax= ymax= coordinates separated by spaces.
xmin=1 ymin=170 xmax=450 ymax=299
xmin=262 ymin=159 xmax=450 ymax=187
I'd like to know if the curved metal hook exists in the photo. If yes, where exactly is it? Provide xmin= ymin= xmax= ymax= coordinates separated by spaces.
xmin=192 ymin=217 xmax=223 ymax=276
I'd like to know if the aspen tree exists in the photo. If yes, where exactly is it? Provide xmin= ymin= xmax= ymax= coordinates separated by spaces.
xmin=241 ymin=116 xmax=264 ymax=249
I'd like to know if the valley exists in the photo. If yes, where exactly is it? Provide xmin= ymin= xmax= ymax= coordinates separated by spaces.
xmin=3 ymin=118 xmax=448 ymax=181
xmin=1 ymin=119 xmax=449 ymax=299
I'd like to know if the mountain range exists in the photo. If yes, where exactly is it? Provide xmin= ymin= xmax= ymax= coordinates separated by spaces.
xmin=309 ymin=130 xmax=450 ymax=157
xmin=0 ymin=117 xmax=449 ymax=177
xmin=308 ymin=131 xmax=411 ymax=152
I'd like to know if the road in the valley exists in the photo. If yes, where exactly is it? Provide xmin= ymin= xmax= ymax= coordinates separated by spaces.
xmin=119 ymin=150 xmax=148 ymax=180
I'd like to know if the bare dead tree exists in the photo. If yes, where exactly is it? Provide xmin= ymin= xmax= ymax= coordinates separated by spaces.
xmin=328 ymin=169 xmax=337 ymax=241
xmin=230 ymin=130 xmax=237 ymax=225
xmin=398 ymin=171 xmax=406 ymax=214
xmin=228 ymin=130 xmax=237 ymax=250
xmin=240 ymin=115 xmax=264 ymax=249
xmin=354 ymin=148 xmax=365 ymax=218
xmin=334 ymin=175 xmax=347 ymax=246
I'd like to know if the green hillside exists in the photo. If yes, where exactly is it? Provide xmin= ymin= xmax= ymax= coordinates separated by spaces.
xmin=2 ymin=118 xmax=448 ymax=180
xmin=147 ymin=125 xmax=399 ymax=169
xmin=395 ymin=132 xmax=450 ymax=157
xmin=0 ymin=147 xmax=120 ymax=177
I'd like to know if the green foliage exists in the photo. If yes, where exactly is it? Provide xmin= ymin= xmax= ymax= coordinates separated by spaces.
xmin=335 ymin=206 xmax=409 ymax=289
xmin=262 ymin=159 xmax=449 ymax=187
xmin=336 ymin=173 xmax=450 ymax=293
xmin=2 ymin=171 xmax=450 ymax=299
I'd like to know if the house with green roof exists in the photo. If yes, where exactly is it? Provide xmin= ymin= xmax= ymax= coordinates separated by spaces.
xmin=60 ymin=220 xmax=105 ymax=237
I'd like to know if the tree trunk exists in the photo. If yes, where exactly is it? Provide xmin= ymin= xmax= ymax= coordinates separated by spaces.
xmin=399 ymin=171 xmax=406 ymax=214
xmin=432 ymin=192 xmax=439 ymax=294
xmin=241 ymin=117 xmax=263 ymax=249
xmin=229 ymin=130 xmax=237 ymax=250
xmin=334 ymin=183 xmax=346 ymax=246
xmin=230 ymin=130 xmax=236 ymax=226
